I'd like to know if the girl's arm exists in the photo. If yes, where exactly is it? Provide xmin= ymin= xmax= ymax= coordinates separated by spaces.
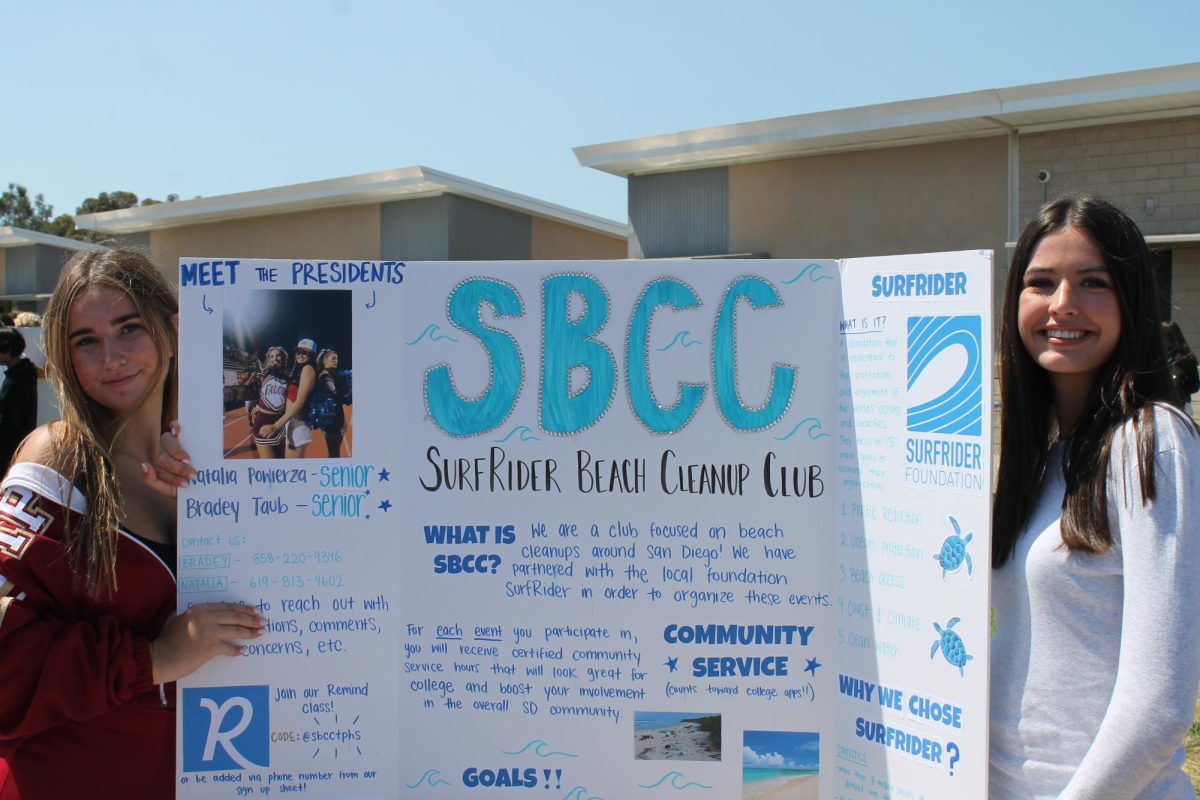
xmin=0 ymin=591 xmax=159 ymax=737
xmin=0 ymin=460 xmax=262 ymax=736
xmin=1059 ymin=409 xmax=1200 ymax=798
xmin=141 ymin=421 xmax=196 ymax=496
xmin=151 ymin=603 xmax=265 ymax=684
xmin=0 ymin=593 xmax=261 ymax=736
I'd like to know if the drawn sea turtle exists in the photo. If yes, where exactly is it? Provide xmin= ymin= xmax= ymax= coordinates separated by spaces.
xmin=933 ymin=516 xmax=973 ymax=579
xmin=930 ymin=617 xmax=973 ymax=676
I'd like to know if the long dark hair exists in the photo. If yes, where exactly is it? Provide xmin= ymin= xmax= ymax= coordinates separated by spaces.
xmin=993 ymin=196 xmax=1177 ymax=567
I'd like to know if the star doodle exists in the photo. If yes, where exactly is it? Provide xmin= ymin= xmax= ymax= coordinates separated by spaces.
xmin=378 ymin=499 xmax=393 ymax=512
xmin=378 ymin=468 xmax=391 ymax=481
xmin=804 ymin=657 xmax=821 ymax=676
xmin=664 ymin=657 xmax=679 ymax=673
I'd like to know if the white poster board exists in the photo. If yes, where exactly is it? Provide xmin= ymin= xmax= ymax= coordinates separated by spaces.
xmin=175 ymin=253 xmax=991 ymax=800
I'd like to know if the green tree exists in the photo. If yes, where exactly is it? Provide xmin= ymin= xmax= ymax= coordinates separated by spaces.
xmin=2 ymin=184 xmax=179 ymax=241
xmin=76 ymin=191 xmax=141 ymax=215
xmin=47 ymin=214 xmax=77 ymax=239
xmin=0 ymin=183 xmax=55 ymax=230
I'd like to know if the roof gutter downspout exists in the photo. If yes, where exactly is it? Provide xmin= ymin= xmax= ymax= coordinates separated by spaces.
xmin=983 ymin=90 xmax=1022 ymax=245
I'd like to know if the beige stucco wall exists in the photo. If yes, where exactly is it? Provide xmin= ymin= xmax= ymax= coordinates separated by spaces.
xmin=149 ymin=205 xmax=382 ymax=281
xmin=1020 ymin=118 xmax=1200 ymax=410
xmin=531 ymin=217 xmax=625 ymax=260
xmin=728 ymin=137 xmax=1010 ymax=262
xmin=1019 ymin=116 xmax=1200 ymax=234
xmin=1171 ymin=244 xmax=1200 ymax=348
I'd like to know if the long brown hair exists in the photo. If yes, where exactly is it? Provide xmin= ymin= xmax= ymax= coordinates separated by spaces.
xmin=41 ymin=249 xmax=178 ymax=594
xmin=993 ymin=196 xmax=1177 ymax=568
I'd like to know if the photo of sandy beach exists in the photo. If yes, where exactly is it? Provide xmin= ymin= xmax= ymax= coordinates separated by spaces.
xmin=742 ymin=730 xmax=819 ymax=800
xmin=633 ymin=711 xmax=721 ymax=762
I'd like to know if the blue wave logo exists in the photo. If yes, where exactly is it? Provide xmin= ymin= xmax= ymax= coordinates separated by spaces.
xmin=783 ymin=263 xmax=835 ymax=284
xmin=406 ymin=769 xmax=451 ymax=788
xmin=561 ymin=786 xmax=603 ymax=800
xmin=657 ymin=330 xmax=702 ymax=352
xmin=407 ymin=323 xmax=460 ymax=345
xmin=502 ymin=739 xmax=578 ymax=758
xmin=907 ymin=316 xmax=982 ymax=436
xmin=494 ymin=425 xmax=541 ymax=443
xmin=638 ymin=771 xmax=713 ymax=790
xmin=774 ymin=416 xmax=831 ymax=441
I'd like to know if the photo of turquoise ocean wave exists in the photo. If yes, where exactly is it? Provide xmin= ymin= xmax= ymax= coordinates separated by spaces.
xmin=742 ymin=731 xmax=819 ymax=800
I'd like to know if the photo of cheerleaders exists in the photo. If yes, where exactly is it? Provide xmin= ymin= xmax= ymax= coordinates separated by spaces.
xmin=221 ymin=289 xmax=353 ymax=459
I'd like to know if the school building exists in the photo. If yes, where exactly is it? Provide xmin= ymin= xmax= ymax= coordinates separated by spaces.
xmin=575 ymin=61 xmax=1200 ymax=347
xmin=75 ymin=166 xmax=627 ymax=275
xmin=0 ymin=227 xmax=107 ymax=312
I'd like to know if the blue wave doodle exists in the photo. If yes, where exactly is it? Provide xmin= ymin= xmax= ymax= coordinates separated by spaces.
xmin=561 ymin=787 xmax=604 ymax=800
xmin=494 ymin=425 xmax=542 ymax=444
xmin=502 ymin=739 xmax=578 ymax=758
xmin=407 ymin=323 xmax=460 ymax=345
xmin=774 ymin=416 xmax=831 ymax=441
xmin=638 ymin=771 xmax=714 ymax=791
xmin=657 ymin=330 xmax=702 ymax=352
xmin=783 ymin=263 xmax=835 ymax=284
xmin=406 ymin=769 xmax=452 ymax=788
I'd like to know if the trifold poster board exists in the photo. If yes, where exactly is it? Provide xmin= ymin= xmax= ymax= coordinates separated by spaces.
xmin=175 ymin=252 xmax=992 ymax=800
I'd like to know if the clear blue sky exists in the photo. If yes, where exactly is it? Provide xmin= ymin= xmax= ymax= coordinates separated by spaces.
xmin=5 ymin=1 xmax=1200 ymax=225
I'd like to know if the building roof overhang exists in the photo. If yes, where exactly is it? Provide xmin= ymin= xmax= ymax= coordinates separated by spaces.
xmin=0 ymin=227 xmax=108 ymax=252
xmin=575 ymin=62 xmax=1200 ymax=177
xmin=75 ymin=166 xmax=627 ymax=238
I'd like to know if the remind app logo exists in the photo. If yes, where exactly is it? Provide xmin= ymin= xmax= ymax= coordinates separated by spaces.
xmin=182 ymin=685 xmax=270 ymax=772
xmin=906 ymin=316 xmax=982 ymax=436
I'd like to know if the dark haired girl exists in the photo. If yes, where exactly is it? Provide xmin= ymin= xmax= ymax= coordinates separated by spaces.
xmin=989 ymin=197 xmax=1200 ymax=798
xmin=309 ymin=348 xmax=350 ymax=458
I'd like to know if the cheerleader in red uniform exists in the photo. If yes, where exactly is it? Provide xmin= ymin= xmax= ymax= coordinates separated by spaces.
xmin=247 ymin=345 xmax=289 ymax=459
xmin=0 ymin=250 xmax=264 ymax=800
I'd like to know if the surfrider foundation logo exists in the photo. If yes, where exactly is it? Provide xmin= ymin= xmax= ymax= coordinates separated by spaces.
xmin=906 ymin=316 xmax=982 ymax=436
